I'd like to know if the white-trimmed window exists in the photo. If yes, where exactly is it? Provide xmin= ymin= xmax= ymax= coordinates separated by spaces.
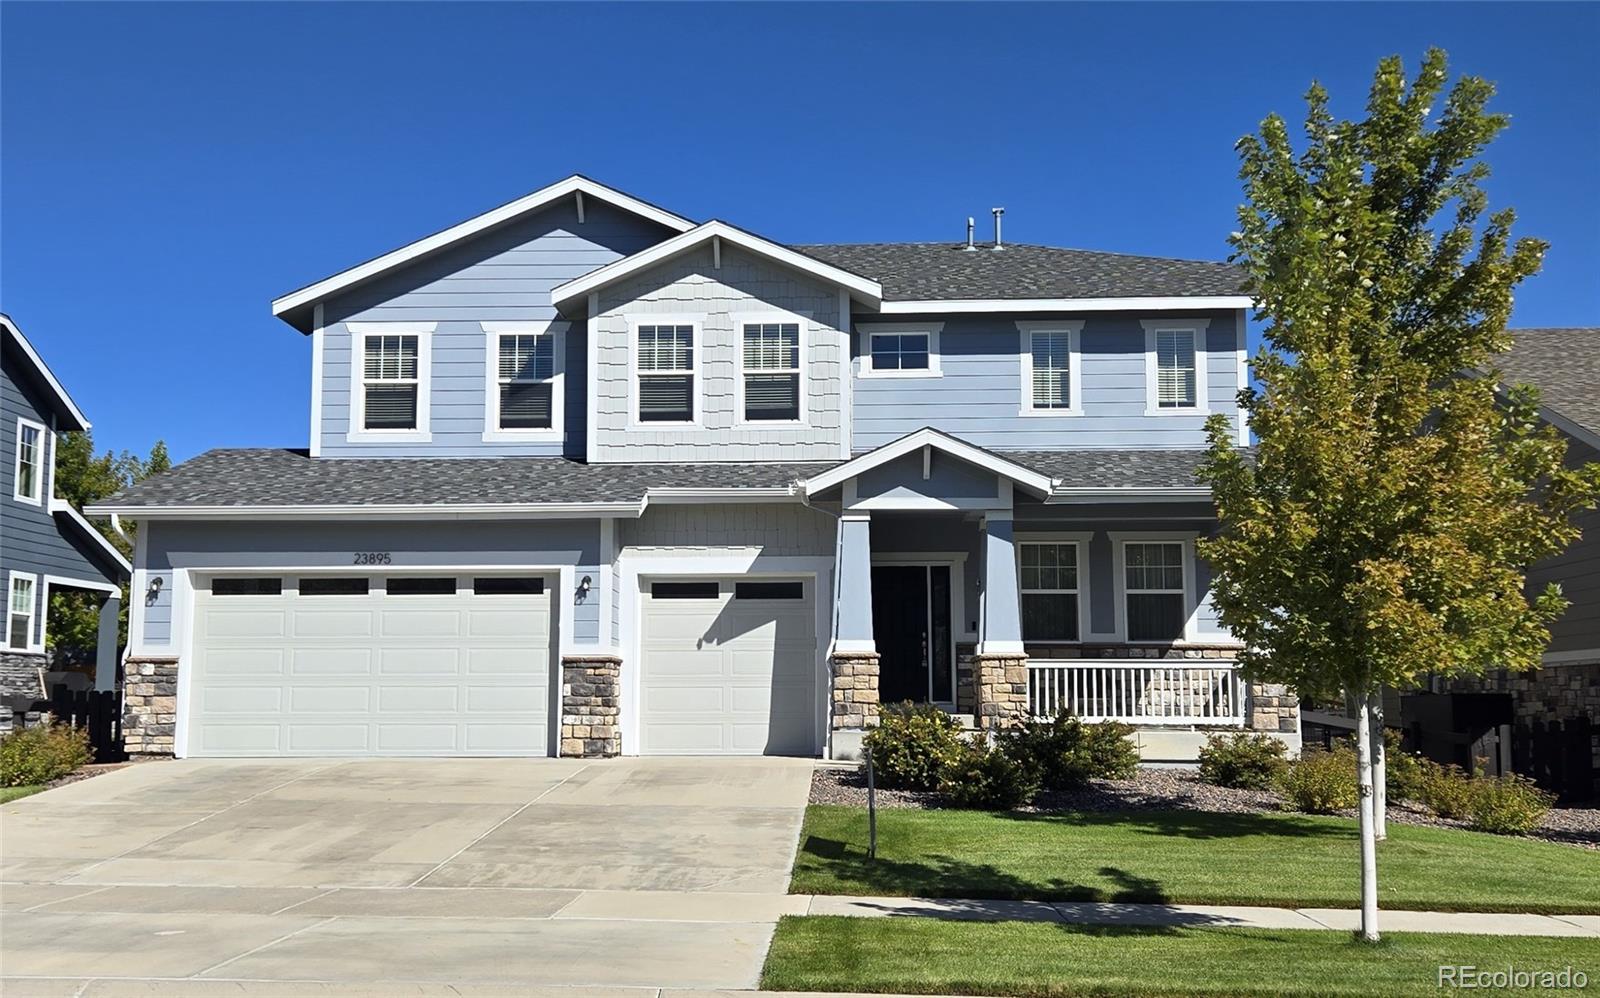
xmin=1019 ymin=539 xmax=1083 ymax=641
xmin=484 ymin=322 xmax=565 ymax=439
xmin=1122 ymin=540 xmax=1189 ymax=642
xmin=740 ymin=319 xmax=802 ymax=422
xmin=347 ymin=322 xmax=434 ymax=440
xmin=7 ymin=573 xmax=36 ymax=650
xmin=1018 ymin=321 xmax=1083 ymax=415
xmin=13 ymin=418 xmax=45 ymax=505
xmin=1142 ymin=319 xmax=1209 ymax=414
xmin=860 ymin=323 xmax=942 ymax=377
xmin=634 ymin=321 xmax=698 ymax=424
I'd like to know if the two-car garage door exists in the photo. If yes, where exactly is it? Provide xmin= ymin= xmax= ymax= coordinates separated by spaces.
xmin=188 ymin=574 xmax=553 ymax=757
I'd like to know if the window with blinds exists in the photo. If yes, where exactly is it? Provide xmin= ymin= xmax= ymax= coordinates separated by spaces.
xmin=362 ymin=335 xmax=420 ymax=430
xmin=1124 ymin=541 xmax=1187 ymax=641
xmin=496 ymin=333 xmax=555 ymax=429
xmin=637 ymin=324 xmax=695 ymax=422
xmin=742 ymin=322 xmax=801 ymax=421
xmin=1029 ymin=330 xmax=1073 ymax=410
xmin=1155 ymin=329 xmax=1198 ymax=408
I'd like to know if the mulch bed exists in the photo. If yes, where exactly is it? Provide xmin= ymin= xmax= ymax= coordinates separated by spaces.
xmin=810 ymin=765 xmax=1600 ymax=850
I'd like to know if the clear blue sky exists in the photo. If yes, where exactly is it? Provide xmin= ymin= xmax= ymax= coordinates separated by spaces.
xmin=3 ymin=2 xmax=1596 ymax=462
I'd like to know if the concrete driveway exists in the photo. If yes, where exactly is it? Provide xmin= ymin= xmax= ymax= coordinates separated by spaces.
xmin=0 ymin=757 xmax=815 ymax=994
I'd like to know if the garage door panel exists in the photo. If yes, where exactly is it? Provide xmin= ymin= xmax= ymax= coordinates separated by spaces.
xmin=290 ymin=724 xmax=371 ymax=753
xmin=641 ymin=649 xmax=725 ymax=678
xmin=643 ymin=723 xmax=726 ymax=754
xmin=377 ymin=685 xmax=458 ymax=713
xmin=465 ymin=724 xmax=545 ymax=752
xmin=728 ymin=686 xmax=772 ymax=713
xmin=293 ymin=611 xmax=372 ymax=638
xmin=291 ymin=649 xmax=372 ymax=676
xmin=381 ymin=611 xmax=461 ymax=638
xmin=378 ymin=648 xmax=462 ymax=676
xmin=465 ymin=648 xmax=541 ymax=675
xmin=376 ymin=724 xmax=457 ymax=752
xmin=199 ymin=724 xmax=280 ymax=753
xmin=207 ymin=610 xmax=288 ymax=639
xmin=643 ymin=685 xmax=726 ymax=713
xmin=287 ymin=687 xmax=370 ymax=713
xmin=466 ymin=685 xmax=545 ymax=712
xmin=643 ymin=613 xmax=720 ymax=644
xmin=205 ymin=649 xmax=286 ymax=677
xmin=468 ymin=610 xmax=548 ymax=639
xmin=200 ymin=686 xmax=283 ymax=714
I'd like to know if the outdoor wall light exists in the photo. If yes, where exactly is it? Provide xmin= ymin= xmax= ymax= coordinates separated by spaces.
xmin=145 ymin=576 xmax=164 ymax=605
xmin=576 ymin=575 xmax=591 ymax=603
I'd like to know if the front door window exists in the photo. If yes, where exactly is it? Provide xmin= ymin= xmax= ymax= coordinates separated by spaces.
xmin=870 ymin=564 xmax=953 ymax=704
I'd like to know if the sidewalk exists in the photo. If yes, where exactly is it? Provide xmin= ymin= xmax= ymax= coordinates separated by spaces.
xmin=799 ymin=895 xmax=1600 ymax=937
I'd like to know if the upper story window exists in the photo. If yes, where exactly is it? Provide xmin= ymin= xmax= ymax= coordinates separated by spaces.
xmin=740 ymin=319 xmax=802 ymax=422
xmin=7 ymin=573 xmax=36 ymax=650
xmin=859 ymin=323 xmax=942 ymax=378
xmin=13 ymin=418 xmax=45 ymax=505
xmin=1019 ymin=539 xmax=1083 ymax=642
xmin=634 ymin=321 xmax=697 ymax=424
xmin=1121 ymin=539 xmax=1190 ymax=642
xmin=484 ymin=322 xmax=565 ymax=440
xmin=1142 ymin=319 xmax=1210 ymax=415
xmin=347 ymin=322 xmax=434 ymax=441
xmin=1017 ymin=321 xmax=1083 ymax=416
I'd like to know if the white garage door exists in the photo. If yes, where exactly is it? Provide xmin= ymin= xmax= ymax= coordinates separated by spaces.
xmin=639 ymin=578 xmax=817 ymax=756
xmin=188 ymin=573 xmax=553 ymax=757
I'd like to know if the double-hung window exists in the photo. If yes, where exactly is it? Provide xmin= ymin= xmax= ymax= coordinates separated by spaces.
xmin=13 ymin=419 xmax=44 ymax=504
xmin=1142 ymin=319 xmax=1209 ymax=413
xmin=1019 ymin=540 xmax=1082 ymax=641
xmin=495 ymin=331 xmax=556 ymax=430
xmin=7 ymin=574 xmax=36 ymax=649
xmin=635 ymin=322 xmax=696 ymax=423
xmin=741 ymin=320 xmax=802 ymax=422
xmin=860 ymin=323 xmax=941 ymax=377
xmin=361 ymin=334 xmax=420 ymax=430
xmin=1018 ymin=321 xmax=1082 ymax=414
xmin=1123 ymin=540 xmax=1189 ymax=642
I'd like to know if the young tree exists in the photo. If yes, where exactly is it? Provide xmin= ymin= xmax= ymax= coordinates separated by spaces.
xmin=1199 ymin=49 xmax=1600 ymax=942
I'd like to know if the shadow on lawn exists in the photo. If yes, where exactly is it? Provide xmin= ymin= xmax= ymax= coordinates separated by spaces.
xmin=1002 ymin=808 xmax=1348 ymax=842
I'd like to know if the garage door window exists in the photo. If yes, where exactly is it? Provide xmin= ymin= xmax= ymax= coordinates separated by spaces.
xmin=473 ymin=577 xmax=546 ymax=595
xmin=734 ymin=581 xmax=804 ymax=600
xmin=651 ymin=581 xmax=720 ymax=600
xmin=299 ymin=577 xmax=369 ymax=596
xmin=387 ymin=577 xmax=456 ymax=596
xmin=212 ymin=578 xmax=283 ymax=596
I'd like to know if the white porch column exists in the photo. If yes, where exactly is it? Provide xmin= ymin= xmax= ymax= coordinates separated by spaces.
xmin=94 ymin=596 xmax=120 ymax=693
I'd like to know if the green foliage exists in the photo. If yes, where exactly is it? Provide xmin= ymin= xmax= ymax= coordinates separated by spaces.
xmin=1197 ymin=732 xmax=1289 ymax=790
xmin=1383 ymin=729 xmax=1426 ymax=804
xmin=1466 ymin=775 xmax=1554 ymax=835
xmin=1417 ymin=758 xmax=1478 ymax=819
xmin=939 ymin=736 xmax=1041 ymax=810
xmin=1003 ymin=712 xmax=1138 ymax=789
xmin=0 ymin=725 xmax=90 ymax=787
xmin=863 ymin=702 xmax=964 ymax=791
xmin=1278 ymin=747 xmax=1359 ymax=814
xmin=1197 ymin=48 xmax=1600 ymax=706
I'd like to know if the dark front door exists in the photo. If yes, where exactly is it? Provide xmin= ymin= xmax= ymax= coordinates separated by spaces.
xmin=871 ymin=565 xmax=954 ymax=704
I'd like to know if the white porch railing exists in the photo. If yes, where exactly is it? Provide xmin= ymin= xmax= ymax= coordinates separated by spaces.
xmin=1027 ymin=660 xmax=1245 ymax=726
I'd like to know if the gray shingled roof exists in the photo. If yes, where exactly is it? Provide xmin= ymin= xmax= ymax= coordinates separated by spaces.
xmin=97 ymin=446 xmax=1222 ymax=509
xmin=1497 ymin=328 xmax=1600 ymax=438
xmin=794 ymin=243 xmax=1245 ymax=302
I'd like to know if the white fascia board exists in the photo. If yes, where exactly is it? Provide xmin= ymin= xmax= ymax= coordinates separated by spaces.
xmin=551 ymin=220 xmax=883 ymax=310
xmin=49 ymin=499 xmax=132 ymax=575
xmin=86 ymin=501 xmax=647 ymax=521
xmin=877 ymin=295 xmax=1254 ymax=315
xmin=0 ymin=315 xmax=91 ymax=431
xmin=803 ymin=427 xmax=1055 ymax=497
xmin=1044 ymin=487 xmax=1212 ymax=504
xmin=271 ymin=176 xmax=697 ymax=318
xmin=643 ymin=487 xmax=801 ymax=505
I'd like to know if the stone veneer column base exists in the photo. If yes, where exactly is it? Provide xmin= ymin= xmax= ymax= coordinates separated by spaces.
xmin=123 ymin=656 xmax=179 ymax=756
xmin=828 ymin=651 xmax=880 ymax=760
xmin=560 ymin=655 xmax=621 ymax=758
xmin=972 ymin=653 xmax=1029 ymax=732
xmin=1247 ymin=681 xmax=1301 ymax=734
xmin=1 ymin=650 xmax=48 ymax=732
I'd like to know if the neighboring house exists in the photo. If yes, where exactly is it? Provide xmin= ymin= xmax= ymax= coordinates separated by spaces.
xmin=1 ymin=314 xmax=132 ymax=728
xmin=90 ymin=175 xmax=1298 ymax=762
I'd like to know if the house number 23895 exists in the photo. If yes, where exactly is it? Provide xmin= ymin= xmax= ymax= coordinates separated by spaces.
xmin=353 ymin=552 xmax=392 ymax=565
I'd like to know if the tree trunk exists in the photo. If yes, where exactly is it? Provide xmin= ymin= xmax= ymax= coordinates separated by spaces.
xmin=1354 ymin=690 xmax=1380 ymax=942
xmin=1369 ymin=698 xmax=1387 ymax=840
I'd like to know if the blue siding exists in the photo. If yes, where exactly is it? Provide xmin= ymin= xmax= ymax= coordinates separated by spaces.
xmin=855 ymin=451 xmax=1000 ymax=502
xmin=851 ymin=310 xmax=1244 ymax=451
xmin=1530 ymin=436 xmax=1600 ymax=654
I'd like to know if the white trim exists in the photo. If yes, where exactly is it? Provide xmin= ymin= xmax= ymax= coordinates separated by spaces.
xmin=271 ymin=176 xmax=696 ymax=319
xmin=1017 ymin=321 xmax=1084 ymax=417
xmin=733 ymin=310 xmax=810 ymax=426
xmin=848 ymin=495 xmax=1010 ymax=512
xmin=49 ymin=498 xmax=133 ymax=574
xmin=599 ymin=518 xmax=615 ymax=649
xmin=1014 ymin=532 xmax=1092 ymax=645
xmin=878 ymin=295 xmax=1254 ymax=315
xmin=1142 ymin=318 xmax=1211 ymax=416
xmin=309 ymin=304 xmax=325 ymax=457
xmin=857 ymin=322 xmax=944 ymax=378
xmin=586 ymin=293 xmax=600 ymax=460
xmin=628 ymin=315 xmax=703 ymax=428
xmin=6 ymin=571 xmax=40 ymax=652
xmin=1046 ymin=486 xmax=1212 ymax=503
xmin=1234 ymin=309 xmax=1250 ymax=445
xmin=128 ymin=524 xmax=149 ymax=652
xmin=90 ymin=501 xmax=643 ymax=521
xmin=646 ymin=487 xmax=800 ymax=503
xmin=838 ymin=290 xmax=853 ymax=460
xmin=346 ymin=322 xmax=435 ymax=443
xmin=41 ymin=573 xmax=122 ymax=599
xmin=552 ymin=220 xmax=883 ymax=310
xmin=1542 ymin=647 xmax=1600 ymax=665
xmin=0 ymin=315 xmax=91 ymax=430
xmin=481 ymin=321 xmax=568 ymax=442
xmin=1109 ymin=532 xmax=1200 ymax=644
xmin=805 ymin=427 xmax=1056 ymax=498
xmin=12 ymin=416 xmax=46 ymax=505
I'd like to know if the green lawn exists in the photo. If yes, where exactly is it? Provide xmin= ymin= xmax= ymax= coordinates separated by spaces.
xmin=0 ymin=785 xmax=43 ymax=804
xmin=792 ymin=805 xmax=1600 ymax=914
xmin=761 ymin=916 xmax=1600 ymax=997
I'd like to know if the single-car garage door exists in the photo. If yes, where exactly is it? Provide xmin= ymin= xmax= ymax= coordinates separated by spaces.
xmin=188 ymin=573 xmax=553 ymax=757
xmin=639 ymin=578 xmax=818 ymax=756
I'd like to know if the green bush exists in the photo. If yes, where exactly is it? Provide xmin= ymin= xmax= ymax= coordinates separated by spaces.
xmin=1382 ymin=729 xmax=1425 ymax=804
xmin=1077 ymin=720 xmax=1140 ymax=781
xmin=1278 ymin=747 xmax=1359 ymax=814
xmin=1003 ymin=712 xmax=1139 ymax=790
xmin=863 ymin=702 xmax=964 ymax=791
xmin=940 ymin=736 xmax=1042 ymax=810
xmin=1197 ymin=732 xmax=1289 ymax=790
xmin=0 ymin=724 xmax=90 ymax=788
xmin=1417 ymin=758 xmax=1478 ymax=820
xmin=1466 ymin=775 xmax=1555 ymax=835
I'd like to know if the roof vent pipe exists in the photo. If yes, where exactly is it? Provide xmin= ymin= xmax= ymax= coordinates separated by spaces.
xmin=964 ymin=217 xmax=976 ymax=251
xmin=991 ymin=207 xmax=1005 ymax=251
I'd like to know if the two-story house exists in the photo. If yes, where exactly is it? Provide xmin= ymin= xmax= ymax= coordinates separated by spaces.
xmin=92 ymin=175 xmax=1299 ymax=761
xmin=1 ymin=314 xmax=132 ymax=728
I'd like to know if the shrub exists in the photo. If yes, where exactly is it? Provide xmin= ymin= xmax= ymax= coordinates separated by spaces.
xmin=1278 ymin=746 xmax=1359 ymax=814
xmin=1077 ymin=720 xmax=1140 ymax=782
xmin=0 ymin=724 xmax=90 ymax=788
xmin=1417 ymin=758 xmax=1478 ymax=820
xmin=1382 ymin=729 xmax=1425 ymax=804
xmin=940 ymin=736 xmax=1041 ymax=810
xmin=1003 ymin=712 xmax=1139 ymax=790
xmin=1197 ymin=732 xmax=1289 ymax=790
xmin=863 ymin=701 xmax=964 ymax=791
xmin=1466 ymin=775 xmax=1555 ymax=835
